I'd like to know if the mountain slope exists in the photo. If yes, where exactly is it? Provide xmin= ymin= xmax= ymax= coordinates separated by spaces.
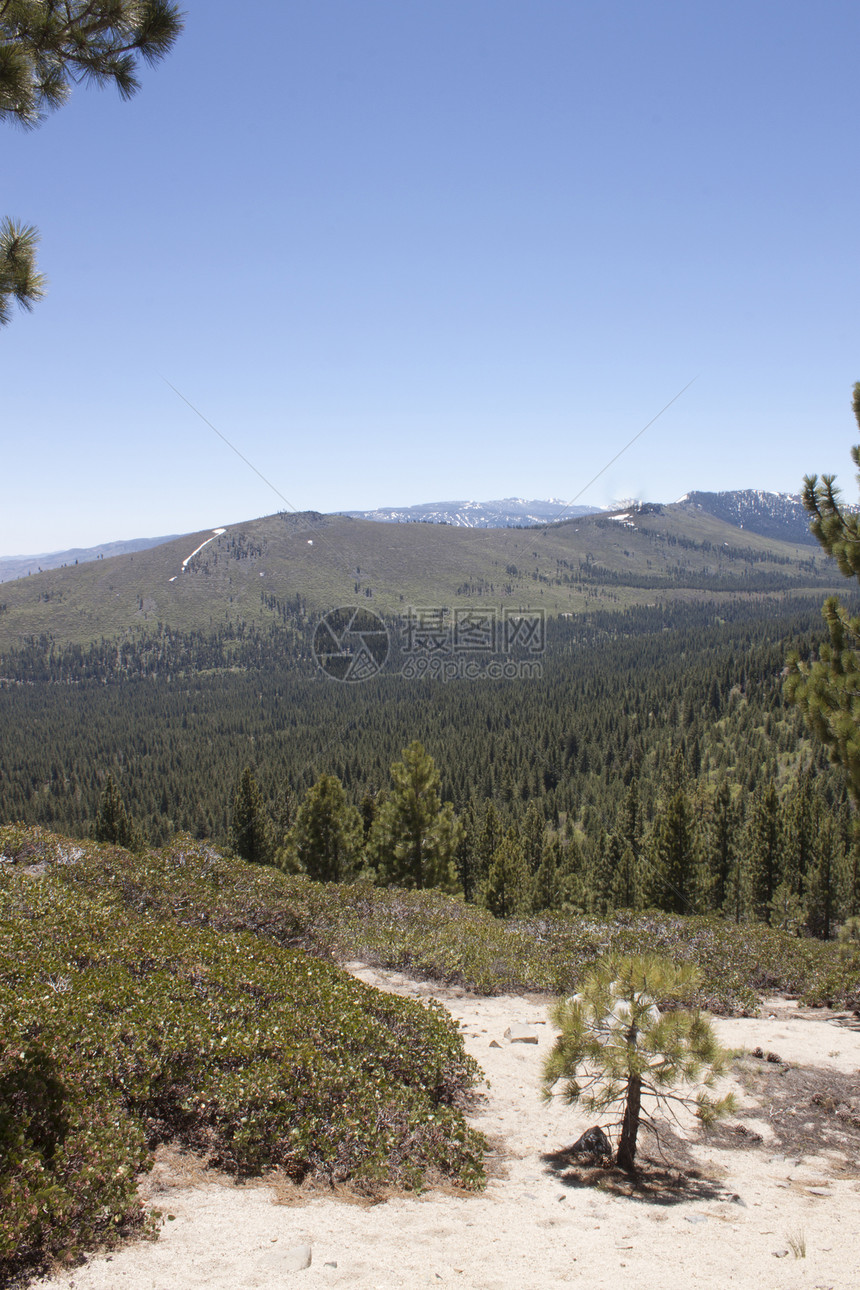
xmin=0 ymin=503 xmax=839 ymax=655
xmin=678 ymin=490 xmax=817 ymax=545
xmin=0 ymin=534 xmax=180 ymax=584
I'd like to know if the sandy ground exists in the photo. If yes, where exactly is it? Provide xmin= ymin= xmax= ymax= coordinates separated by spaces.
xmin=35 ymin=968 xmax=860 ymax=1290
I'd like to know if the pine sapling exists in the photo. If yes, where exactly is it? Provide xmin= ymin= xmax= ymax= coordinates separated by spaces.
xmin=541 ymin=954 xmax=736 ymax=1173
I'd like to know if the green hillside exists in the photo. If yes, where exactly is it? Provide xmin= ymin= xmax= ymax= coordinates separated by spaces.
xmin=0 ymin=504 xmax=839 ymax=653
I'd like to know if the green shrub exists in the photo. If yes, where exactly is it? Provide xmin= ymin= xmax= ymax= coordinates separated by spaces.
xmin=12 ymin=824 xmax=853 ymax=1012
xmin=0 ymin=829 xmax=486 ymax=1281
xmin=2 ymin=821 xmax=858 ymax=1279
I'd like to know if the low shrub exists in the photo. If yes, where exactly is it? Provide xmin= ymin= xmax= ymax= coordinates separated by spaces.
xmin=0 ymin=829 xmax=485 ymax=1282
xmin=2 ymin=822 xmax=858 ymax=1279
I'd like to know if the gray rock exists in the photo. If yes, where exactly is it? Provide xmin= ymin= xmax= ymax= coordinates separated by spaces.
xmin=257 ymin=1245 xmax=312 ymax=1273
xmin=504 ymin=1024 xmax=539 ymax=1044
xmin=568 ymin=1125 xmax=613 ymax=1164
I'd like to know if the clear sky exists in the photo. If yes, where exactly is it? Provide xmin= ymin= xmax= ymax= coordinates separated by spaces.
xmin=2 ymin=0 xmax=860 ymax=555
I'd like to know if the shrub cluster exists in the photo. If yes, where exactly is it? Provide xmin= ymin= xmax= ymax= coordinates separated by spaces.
xmin=0 ymin=827 xmax=485 ymax=1282
xmin=2 ymin=822 xmax=858 ymax=1279
xmin=15 ymin=823 xmax=858 ymax=1013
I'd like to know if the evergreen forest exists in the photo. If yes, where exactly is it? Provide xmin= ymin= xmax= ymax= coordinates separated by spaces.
xmin=2 ymin=594 xmax=856 ymax=937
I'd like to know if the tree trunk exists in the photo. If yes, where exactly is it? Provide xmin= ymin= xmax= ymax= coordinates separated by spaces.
xmin=616 ymin=1073 xmax=642 ymax=1172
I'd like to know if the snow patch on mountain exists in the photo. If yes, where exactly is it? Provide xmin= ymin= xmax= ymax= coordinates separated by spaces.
xmin=181 ymin=528 xmax=227 ymax=571
xmin=342 ymin=498 xmax=599 ymax=528
xmin=679 ymin=490 xmax=818 ymax=545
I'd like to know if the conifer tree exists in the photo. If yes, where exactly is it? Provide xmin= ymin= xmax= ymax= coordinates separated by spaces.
xmin=359 ymin=789 xmax=383 ymax=842
xmin=0 ymin=217 xmax=44 ymax=323
xmin=283 ymin=773 xmax=363 ymax=882
xmin=454 ymin=797 xmax=481 ymax=900
xmin=745 ymin=783 xmax=782 ymax=923
xmin=1 ymin=1 xmax=183 ymax=322
xmin=780 ymin=771 xmax=815 ymax=903
xmin=610 ymin=842 xmax=638 ymax=910
xmin=533 ymin=833 xmax=564 ymax=912
xmin=841 ymin=837 xmax=860 ymax=921
xmin=520 ymin=801 xmax=546 ymax=877
xmin=473 ymin=800 xmax=503 ymax=895
xmin=93 ymin=772 xmax=134 ymax=847
xmin=542 ymin=955 xmax=734 ymax=1173
xmin=642 ymin=751 xmax=695 ymax=914
xmin=805 ymin=814 xmax=842 ymax=939
xmin=617 ymin=783 xmax=642 ymax=863
xmin=591 ymin=830 xmax=621 ymax=915
xmin=697 ymin=780 xmax=736 ymax=913
xmin=273 ymin=783 xmax=298 ymax=848
xmin=230 ymin=766 xmax=273 ymax=866
xmin=370 ymin=742 xmax=460 ymax=891
xmin=481 ymin=826 xmax=531 ymax=917
xmin=786 ymin=384 xmax=860 ymax=804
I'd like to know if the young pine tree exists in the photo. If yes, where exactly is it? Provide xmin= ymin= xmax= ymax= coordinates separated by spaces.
xmin=533 ymin=833 xmax=564 ymax=912
xmin=520 ymin=801 xmax=546 ymax=878
xmin=94 ymin=773 xmax=137 ymax=848
xmin=473 ymin=800 xmax=503 ymax=896
xmin=542 ymin=955 xmax=735 ymax=1173
xmin=642 ymin=766 xmax=696 ymax=914
xmin=698 ymin=780 xmax=737 ymax=914
xmin=745 ymin=783 xmax=782 ymax=923
xmin=590 ymin=830 xmax=621 ymax=916
xmin=804 ymin=813 xmax=843 ymax=940
xmin=480 ymin=826 xmax=531 ymax=917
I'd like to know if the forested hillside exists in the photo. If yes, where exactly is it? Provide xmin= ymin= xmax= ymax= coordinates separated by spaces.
xmin=2 ymin=595 xmax=855 ymax=935
xmin=0 ymin=504 xmax=838 ymax=652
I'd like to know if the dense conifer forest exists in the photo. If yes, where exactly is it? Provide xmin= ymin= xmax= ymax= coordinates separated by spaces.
xmin=2 ymin=595 xmax=856 ymax=934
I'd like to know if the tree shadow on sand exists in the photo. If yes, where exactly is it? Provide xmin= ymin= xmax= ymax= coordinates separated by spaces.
xmin=540 ymin=1137 xmax=734 ymax=1206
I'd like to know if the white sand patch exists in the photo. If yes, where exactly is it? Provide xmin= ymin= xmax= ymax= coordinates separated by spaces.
xmin=35 ymin=971 xmax=860 ymax=1290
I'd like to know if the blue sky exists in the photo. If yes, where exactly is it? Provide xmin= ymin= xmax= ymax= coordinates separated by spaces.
xmin=2 ymin=0 xmax=860 ymax=554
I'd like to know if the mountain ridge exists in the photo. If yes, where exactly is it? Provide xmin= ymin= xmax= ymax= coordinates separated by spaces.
xmin=0 ymin=502 xmax=837 ymax=657
xmin=1 ymin=487 xmax=819 ymax=578
xmin=677 ymin=490 xmax=817 ymax=545
xmin=341 ymin=498 xmax=599 ymax=527
xmin=0 ymin=535 xmax=181 ymax=584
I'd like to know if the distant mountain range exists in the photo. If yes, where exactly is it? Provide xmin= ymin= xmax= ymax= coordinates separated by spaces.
xmin=677 ymin=491 xmax=817 ymax=545
xmin=0 ymin=489 xmax=819 ymax=587
xmin=0 ymin=536 xmax=180 ymax=584
xmin=0 ymin=493 xmax=836 ymax=657
xmin=342 ymin=498 xmax=599 ymax=527
xmin=344 ymin=490 xmax=818 ymax=544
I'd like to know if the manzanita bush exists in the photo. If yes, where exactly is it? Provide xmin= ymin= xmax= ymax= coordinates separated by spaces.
xmin=0 ymin=828 xmax=486 ymax=1282
xmin=1 ymin=823 xmax=859 ymax=1279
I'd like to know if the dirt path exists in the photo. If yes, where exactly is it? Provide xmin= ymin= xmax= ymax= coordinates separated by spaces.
xmin=36 ymin=969 xmax=860 ymax=1290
